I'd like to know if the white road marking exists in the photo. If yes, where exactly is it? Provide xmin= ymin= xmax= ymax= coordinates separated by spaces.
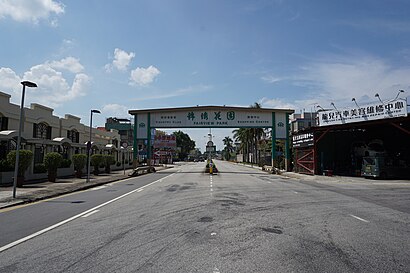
xmin=350 ymin=214 xmax=369 ymax=223
xmin=211 ymin=232 xmax=216 ymax=236
xmin=90 ymin=185 xmax=107 ymax=191
xmin=81 ymin=210 xmax=99 ymax=218
xmin=210 ymin=188 xmax=213 ymax=192
xmin=213 ymin=267 xmax=220 ymax=273
xmin=293 ymin=191 xmax=298 ymax=194
xmin=137 ymin=188 xmax=144 ymax=192
xmin=0 ymin=173 xmax=173 ymax=253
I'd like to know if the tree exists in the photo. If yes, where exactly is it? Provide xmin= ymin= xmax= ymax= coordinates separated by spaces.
xmin=250 ymin=102 xmax=265 ymax=164
xmin=7 ymin=150 xmax=33 ymax=186
xmin=232 ymin=128 xmax=252 ymax=162
xmin=223 ymin=136 xmax=234 ymax=161
xmin=72 ymin=154 xmax=87 ymax=178
xmin=232 ymin=102 xmax=266 ymax=164
xmin=173 ymin=131 xmax=196 ymax=160
xmin=44 ymin=152 xmax=63 ymax=182
xmin=91 ymin=154 xmax=104 ymax=175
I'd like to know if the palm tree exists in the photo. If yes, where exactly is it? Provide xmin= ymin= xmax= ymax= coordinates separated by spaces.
xmin=249 ymin=102 xmax=265 ymax=164
xmin=232 ymin=102 xmax=265 ymax=164
xmin=232 ymin=128 xmax=252 ymax=163
xmin=223 ymin=136 xmax=234 ymax=161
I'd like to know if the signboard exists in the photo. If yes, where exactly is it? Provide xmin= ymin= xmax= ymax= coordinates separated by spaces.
xmin=318 ymin=98 xmax=408 ymax=127
xmin=206 ymin=146 xmax=216 ymax=152
xmin=275 ymin=112 xmax=287 ymax=139
xmin=136 ymin=113 xmax=148 ymax=139
xmin=131 ymin=107 xmax=293 ymax=139
xmin=292 ymin=132 xmax=314 ymax=148
xmin=153 ymin=135 xmax=177 ymax=149
xmin=150 ymin=110 xmax=273 ymax=128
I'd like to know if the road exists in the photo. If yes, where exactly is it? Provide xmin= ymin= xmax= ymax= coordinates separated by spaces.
xmin=0 ymin=160 xmax=409 ymax=273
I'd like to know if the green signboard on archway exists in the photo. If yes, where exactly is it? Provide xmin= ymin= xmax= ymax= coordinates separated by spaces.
xmin=129 ymin=106 xmax=293 ymax=167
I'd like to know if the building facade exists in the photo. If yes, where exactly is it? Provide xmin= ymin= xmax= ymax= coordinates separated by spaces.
xmin=0 ymin=91 xmax=123 ymax=185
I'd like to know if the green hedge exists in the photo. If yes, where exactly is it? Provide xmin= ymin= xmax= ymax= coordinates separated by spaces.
xmin=7 ymin=150 xmax=33 ymax=177
xmin=72 ymin=154 xmax=87 ymax=172
xmin=44 ymin=152 xmax=63 ymax=175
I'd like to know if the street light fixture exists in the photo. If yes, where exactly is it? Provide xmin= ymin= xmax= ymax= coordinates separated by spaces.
xmin=375 ymin=93 xmax=383 ymax=104
xmin=394 ymin=90 xmax=405 ymax=100
xmin=13 ymin=81 xmax=37 ymax=198
xmin=316 ymin=105 xmax=325 ymax=111
xmin=352 ymin=98 xmax=360 ymax=108
xmin=87 ymin=109 xmax=101 ymax=183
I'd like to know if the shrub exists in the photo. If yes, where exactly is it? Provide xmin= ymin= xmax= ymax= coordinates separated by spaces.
xmin=60 ymin=159 xmax=72 ymax=168
xmin=91 ymin=154 xmax=104 ymax=175
xmin=72 ymin=154 xmax=87 ymax=177
xmin=7 ymin=150 xmax=33 ymax=177
xmin=72 ymin=154 xmax=87 ymax=171
xmin=44 ymin=152 xmax=63 ymax=177
xmin=0 ymin=159 xmax=13 ymax=172
xmin=103 ymin=155 xmax=115 ymax=173
xmin=33 ymin=163 xmax=47 ymax=174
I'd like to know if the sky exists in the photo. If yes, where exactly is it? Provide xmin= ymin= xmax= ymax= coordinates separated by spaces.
xmin=1 ymin=0 xmax=410 ymax=151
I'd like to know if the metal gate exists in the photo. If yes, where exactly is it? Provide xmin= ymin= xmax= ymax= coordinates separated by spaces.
xmin=295 ymin=148 xmax=315 ymax=175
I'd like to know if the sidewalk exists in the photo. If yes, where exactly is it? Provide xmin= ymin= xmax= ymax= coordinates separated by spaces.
xmin=280 ymin=171 xmax=410 ymax=185
xmin=0 ymin=166 xmax=170 ymax=209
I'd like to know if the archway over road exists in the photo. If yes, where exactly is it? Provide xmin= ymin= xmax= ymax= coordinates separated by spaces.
xmin=129 ymin=106 xmax=294 ymax=168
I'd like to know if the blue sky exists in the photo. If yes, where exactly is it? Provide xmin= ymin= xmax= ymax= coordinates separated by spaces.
xmin=1 ymin=0 xmax=410 ymax=150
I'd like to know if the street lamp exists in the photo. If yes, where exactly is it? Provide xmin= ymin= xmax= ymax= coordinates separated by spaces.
xmin=352 ymin=98 xmax=360 ymax=108
xmin=87 ymin=109 xmax=101 ymax=183
xmin=13 ymin=81 xmax=37 ymax=198
xmin=375 ymin=93 xmax=383 ymax=104
xmin=394 ymin=90 xmax=405 ymax=100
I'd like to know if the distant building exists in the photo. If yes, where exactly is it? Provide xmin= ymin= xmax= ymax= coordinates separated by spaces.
xmin=290 ymin=112 xmax=317 ymax=133
xmin=105 ymin=117 xmax=133 ymax=147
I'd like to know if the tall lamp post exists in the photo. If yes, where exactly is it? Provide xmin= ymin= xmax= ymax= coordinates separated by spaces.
xmin=87 ymin=109 xmax=101 ymax=183
xmin=13 ymin=81 xmax=37 ymax=198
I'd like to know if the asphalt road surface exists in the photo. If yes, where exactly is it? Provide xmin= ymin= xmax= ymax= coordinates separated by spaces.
xmin=1 ymin=160 xmax=409 ymax=273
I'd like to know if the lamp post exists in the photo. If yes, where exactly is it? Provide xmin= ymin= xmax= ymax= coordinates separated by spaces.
xmin=13 ymin=81 xmax=37 ymax=198
xmin=87 ymin=109 xmax=101 ymax=183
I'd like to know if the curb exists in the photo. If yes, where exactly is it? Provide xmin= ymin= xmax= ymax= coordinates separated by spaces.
xmin=0 ymin=175 xmax=130 ymax=210
xmin=0 ymin=165 xmax=174 ymax=210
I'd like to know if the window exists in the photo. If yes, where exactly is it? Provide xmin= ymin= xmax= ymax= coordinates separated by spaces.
xmin=67 ymin=129 xmax=79 ymax=143
xmin=0 ymin=116 xmax=8 ymax=131
xmin=33 ymin=122 xmax=52 ymax=139
xmin=34 ymin=145 xmax=45 ymax=164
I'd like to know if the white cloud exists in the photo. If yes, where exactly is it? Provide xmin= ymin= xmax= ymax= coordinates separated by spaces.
xmin=0 ymin=57 xmax=90 ymax=108
xmin=295 ymin=54 xmax=410 ymax=107
xmin=105 ymin=48 xmax=135 ymax=72
xmin=131 ymin=84 xmax=212 ymax=101
xmin=129 ymin=65 xmax=160 ymax=86
xmin=261 ymin=75 xmax=282 ymax=84
xmin=259 ymin=97 xmax=296 ymax=109
xmin=49 ymin=57 xmax=84 ymax=73
xmin=102 ymin=104 xmax=129 ymax=117
xmin=0 ymin=67 xmax=22 ymax=94
xmin=0 ymin=0 xmax=64 ymax=24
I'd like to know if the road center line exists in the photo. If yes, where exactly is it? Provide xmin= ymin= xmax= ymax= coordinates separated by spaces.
xmin=81 ymin=210 xmax=99 ymax=218
xmin=0 ymin=173 xmax=173 ymax=253
xmin=350 ymin=214 xmax=370 ymax=223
